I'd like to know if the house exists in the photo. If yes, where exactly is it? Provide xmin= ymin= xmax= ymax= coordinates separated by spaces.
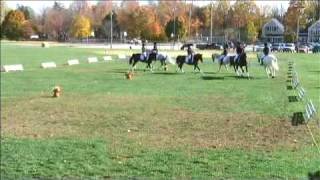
xmin=308 ymin=20 xmax=320 ymax=43
xmin=298 ymin=32 xmax=308 ymax=43
xmin=262 ymin=18 xmax=285 ymax=43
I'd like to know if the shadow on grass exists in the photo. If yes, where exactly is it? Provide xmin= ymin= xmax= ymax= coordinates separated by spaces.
xmin=291 ymin=112 xmax=304 ymax=126
xmin=201 ymin=76 xmax=224 ymax=80
xmin=107 ymin=69 xmax=148 ymax=74
xmin=41 ymin=95 xmax=55 ymax=98
xmin=309 ymin=70 xmax=320 ymax=73
xmin=151 ymin=72 xmax=177 ymax=75
xmin=203 ymin=71 xmax=218 ymax=74
xmin=288 ymin=96 xmax=298 ymax=102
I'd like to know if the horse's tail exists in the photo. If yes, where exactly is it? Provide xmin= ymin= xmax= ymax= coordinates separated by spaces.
xmin=212 ymin=54 xmax=215 ymax=63
xmin=176 ymin=56 xmax=180 ymax=64
xmin=272 ymin=58 xmax=279 ymax=71
xmin=167 ymin=55 xmax=175 ymax=65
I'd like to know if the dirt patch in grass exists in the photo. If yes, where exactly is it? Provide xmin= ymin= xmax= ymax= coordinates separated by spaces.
xmin=1 ymin=94 xmax=314 ymax=151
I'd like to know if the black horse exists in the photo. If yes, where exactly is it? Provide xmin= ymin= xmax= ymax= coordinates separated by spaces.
xmin=176 ymin=54 xmax=203 ymax=73
xmin=129 ymin=53 xmax=153 ymax=71
xmin=235 ymin=52 xmax=249 ymax=78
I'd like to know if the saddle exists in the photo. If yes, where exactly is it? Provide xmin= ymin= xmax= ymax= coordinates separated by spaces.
xmin=185 ymin=55 xmax=194 ymax=64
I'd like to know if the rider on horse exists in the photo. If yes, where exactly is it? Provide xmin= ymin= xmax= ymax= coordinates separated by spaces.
xmin=141 ymin=41 xmax=148 ymax=61
xmin=235 ymin=42 xmax=244 ymax=63
xmin=219 ymin=43 xmax=228 ymax=64
xmin=187 ymin=44 xmax=194 ymax=64
xmin=261 ymin=43 xmax=270 ymax=65
xmin=152 ymin=42 xmax=158 ymax=55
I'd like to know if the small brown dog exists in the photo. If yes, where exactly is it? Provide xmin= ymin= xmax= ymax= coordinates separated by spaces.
xmin=125 ymin=71 xmax=134 ymax=80
xmin=53 ymin=86 xmax=62 ymax=97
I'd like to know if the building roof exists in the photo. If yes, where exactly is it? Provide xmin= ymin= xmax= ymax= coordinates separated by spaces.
xmin=308 ymin=19 xmax=320 ymax=30
xmin=263 ymin=18 xmax=284 ymax=31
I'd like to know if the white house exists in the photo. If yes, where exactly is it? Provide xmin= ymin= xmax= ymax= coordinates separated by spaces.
xmin=262 ymin=18 xmax=285 ymax=43
xmin=308 ymin=20 xmax=320 ymax=43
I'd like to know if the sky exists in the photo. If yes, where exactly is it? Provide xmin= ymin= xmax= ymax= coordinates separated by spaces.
xmin=5 ymin=0 xmax=290 ymax=14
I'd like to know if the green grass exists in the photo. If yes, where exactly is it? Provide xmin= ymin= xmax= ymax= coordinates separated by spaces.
xmin=1 ymin=41 xmax=320 ymax=179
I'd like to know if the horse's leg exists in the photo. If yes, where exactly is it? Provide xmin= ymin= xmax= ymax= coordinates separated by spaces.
xmin=180 ymin=63 xmax=185 ymax=73
xmin=265 ymin=66 xmax=270 ymax=78
xmin=132 ymin=61 xmax=138 ymax=72
xmin=164 ymin=62 xmax=168 ymax=71
xmin=272 ymin=67 xmax=275 ymax=78
xmin=217 ymin=64 xmax=222 ymax=72
xmin=245 ymin=65 xmax=249 ymax=78
xmin=234 ymin=65 xmax=239 ymax=76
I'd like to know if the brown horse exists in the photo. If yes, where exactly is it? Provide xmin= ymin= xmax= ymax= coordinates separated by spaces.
xmin=176 ymin=54 xmax=203 ymax=73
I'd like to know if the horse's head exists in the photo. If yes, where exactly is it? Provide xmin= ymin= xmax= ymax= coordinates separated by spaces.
xmin=198 ymin=54 xmax=203 ymax=63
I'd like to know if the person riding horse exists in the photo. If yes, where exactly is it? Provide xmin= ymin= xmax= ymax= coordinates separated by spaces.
xmin=141 ymin=42 xmax=147 ymax=61
xmin=219 ymin=43 xmax=228 ymax=64
xmin=261 ymin=43 xmax=270 ymax=65
xmin=235 ymin=42 xmax=244 ymax=63
xmin=187 ymin=45 xmax=194 ymax=64
xmin=152 ymin=42 xmax=158 ymax=55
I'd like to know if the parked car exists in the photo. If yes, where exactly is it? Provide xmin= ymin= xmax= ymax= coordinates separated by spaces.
xmin=181 ymin=43 xmax=194 ymax=50
xmin=312 ymin=44 xmax=320 ymax=53
xmin=196 ymin=43 xmax=223 ymax=50
xmin=271 ymin=43 xmax=285 ymax=52
xmin=298 ymin=45 xmax=309 ymax=53
xmin=255 ymin=43 xmax=271 ymax=52
xmin=283 ymin=43 xmax=296 ymax=53
xmin=255 ymin=44 xmax=264 ymax=52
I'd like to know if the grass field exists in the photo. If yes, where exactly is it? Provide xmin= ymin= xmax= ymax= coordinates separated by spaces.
xmin=1 ymin=41 xmax=320 ymax=179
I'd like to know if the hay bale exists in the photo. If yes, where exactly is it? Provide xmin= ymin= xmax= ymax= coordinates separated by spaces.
xmin=42 ymin=42 xmax=50 ymax=48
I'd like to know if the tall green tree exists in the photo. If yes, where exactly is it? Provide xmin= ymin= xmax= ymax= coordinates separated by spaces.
xmin=165 ymin=17 xmax=186 ymax=40
xmin=17 ymin=5 xmax=35 ymax=20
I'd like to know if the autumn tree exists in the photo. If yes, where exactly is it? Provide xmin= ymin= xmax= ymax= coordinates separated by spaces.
xmin=44 ymin=2 xmax=72 ymax=41
xmin=0 ymin=1 xmax=10 ymax=38
xmin=2 ymin=10 xmax=26 ymax=40
xmin=231 ymin=0 xmax=260 ymax=41
xmin=245 ymin=21 xmax=258 ymax=43
xmin=70 ymin=15 xmax=91 ymax=39
xmin=284 ymin=0 xmax=313 ymax=41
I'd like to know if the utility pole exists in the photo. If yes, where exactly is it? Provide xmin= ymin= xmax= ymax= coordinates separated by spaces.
xmin=294 ymin=3 xmax=304 ymax=50
xmin=173 ymin=3 xmax=176 ymax=47
xmin=110 ymin=1 xmax=113 ymax=49
xmin=210 ymin=1 xmax=213 ymax=43
xmin=188 ymin=0 xmax=193 ymax=40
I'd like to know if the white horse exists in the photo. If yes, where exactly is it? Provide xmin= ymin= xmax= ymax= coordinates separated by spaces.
xmin=212 ymin=53 xmax=237 ymax=72
xmin=149 ymin=52 xmax=175 ymax=71
xmin=257 ymin=53 xmax=279 ymax=78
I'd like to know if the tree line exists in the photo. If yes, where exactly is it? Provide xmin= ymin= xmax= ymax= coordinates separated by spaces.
xmin=0 ymin=0 xmax=319 ymax=43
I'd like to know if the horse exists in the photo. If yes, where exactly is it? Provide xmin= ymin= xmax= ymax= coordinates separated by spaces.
xmin=176 ymin=53 xmax=203 ymax=73
xmin=128 ymin=52 xmax=153 ymax=72
xmin=212 ymin=54 xmax=237 ymax=72
xmin=148 ymin=52 xmax=175 ymax=71
xmin=257 ymin=53 xmax=279 ymax=78
xmin=234 ymin=52 xmax=249 ymax=78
